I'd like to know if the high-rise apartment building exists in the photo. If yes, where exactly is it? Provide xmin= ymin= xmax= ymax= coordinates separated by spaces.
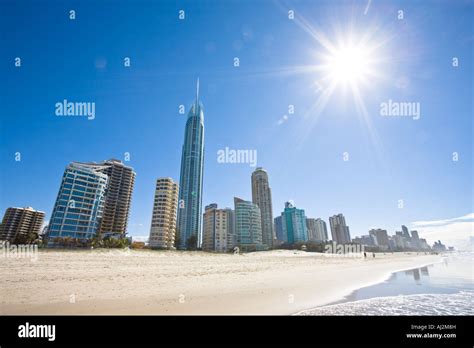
xmin=306 ymin=217 xmax=328 ymax=242
xmin=177 ymin=80 xmax=205 ymax=249
xmin=251 ymin=167 xmax=275 ymax=248
xmin=98 ymin=159 xmax=136 ymax=237
xmin=0 ymin=207 xmax=45 ymax=243
xmin=234 ymin=197 xmax=263 ymax=251
xmin=148 ymin=178 xmax=179 ymax=249
xmin=274 ymin=215 xmax=286 ymax=243
xmin=329 ymin=213 xmax=351 ymax=244
xmin=47 ymin=162 xmax=108 ymax=243
xmin=369 ymin=228 xmax=390 ymax=250
xmin=202 ymin=204 xmax=234 ymax=252
xmin=281 ymin=201 xmax=308 ymax=244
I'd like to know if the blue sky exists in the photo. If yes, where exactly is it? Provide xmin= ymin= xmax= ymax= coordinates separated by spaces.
xmin=1 ymin=0 xmax=472 ymax=245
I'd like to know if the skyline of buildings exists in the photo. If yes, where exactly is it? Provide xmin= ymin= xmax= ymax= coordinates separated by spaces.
xmin=177 ymin=80 xmax=205 ymax=250
xmin=0 ymin=82 xmax=450 ymax=252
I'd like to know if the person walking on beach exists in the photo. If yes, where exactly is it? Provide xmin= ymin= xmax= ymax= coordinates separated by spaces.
xmin=372 ymin=252 xmax=375 ymax=258
xmin=364 ymin=252 xmax=367 ymax=258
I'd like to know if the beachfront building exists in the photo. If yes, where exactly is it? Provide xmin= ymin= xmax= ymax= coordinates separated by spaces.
xmin=251 ymin=167 xmax=275 ymax=248
xmin=329 ymin=213 xmax=351 ymax=244
xmin=274 ymin=215 xmax=286 ymax=243
xmin=148 ymin=178 xmax=179 ymax=249
xmin=280 ymin=201 xmax=308 ymax=244
xmin=202 ymin=204 xmax=235 ymax=252
xmin=234 ymin=197 xmax=263 ymax=251
xmin=369 ymin=228 xmax=390 ymax=250
xmin=177 ymin=80 xmax=205 ymax=250
xmin=306 ymin=217 xmax=328 ymax=242
xmin=97 ymin=159 xmax=136 ymax=237
xmin=0 ymin=207 xmax=45 ymax=243
xmin=47 ymin=162 xmax=108 ymax=244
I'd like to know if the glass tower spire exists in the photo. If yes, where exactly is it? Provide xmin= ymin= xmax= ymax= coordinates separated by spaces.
xmin=177 ymin=79 xmax=205 ymax=249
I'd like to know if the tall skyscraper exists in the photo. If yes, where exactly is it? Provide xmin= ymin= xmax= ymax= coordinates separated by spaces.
xmin=97 ymin=159 xmax=136 ymax=237
xmin=0 ymin=207 xmax=45 ymax=243
xmin=234 ymin=197 xmax=263 ymax=251
xmin=251 ymin=167 xmax=275 ymax=248
xmin=47 ymin=162 xmax=108 ymax=243
xmin=148 ymin=178 xmax=179 ymax=249
xmin=202 ymin=203 xmax=234 ymax=252
xmin=280 ymin=201 xmax=308 ymax=244
xmin=329 ymin=213 xmax=351 ymax=244
xmin=177 ymin=80 xmax=205 ymax=250
xmin=306 ymin=217 xmax=328 ymax=242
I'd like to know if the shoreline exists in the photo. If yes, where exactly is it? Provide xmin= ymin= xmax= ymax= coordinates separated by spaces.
xmin=0 ymin=249 xmax=442 ymax=315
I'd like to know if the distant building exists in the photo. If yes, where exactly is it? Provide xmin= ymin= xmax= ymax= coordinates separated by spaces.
xmin=401 ymin=225 xmax=411 ymax=239
xmin=202 ymin=203 xmax=235 ymax=252
xmin=274 ymin=216 xmax=286 ymax=243
xmin=0 ymin=207 xmax=45 ymax=243
xmin=314 ymin=218 xmax=329 ymax=241
xmin=369 ymin=228 xmax=390 ymax=250
xmin=281 ymin=201 xmax=308 ymax=244
xmin=148 ymin=178 xmax=179 ymax=249
xmin=410 ymin=230 xmax=421 ymax=249
xmin=353 ymin=234 xmax=376 ymax=246
xmin=251 ymin=167 xmax=275 ymax=248
xmin=329 ymin=214 xmax=351 ymax=244
xmin=432 ymin=240 xmax=447 ymax=252
xmin=234 ymin=197 xmax=263 ymax=251
xmin=306 ymin=218 xmax=328 ymax=242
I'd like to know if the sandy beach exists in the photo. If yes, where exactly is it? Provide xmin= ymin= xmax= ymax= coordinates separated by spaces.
xmin=0 ymin=249 xmax=440 ymax=315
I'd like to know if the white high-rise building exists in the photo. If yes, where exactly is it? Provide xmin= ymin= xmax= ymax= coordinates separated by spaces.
xmin=202 ymin=204 xmax=234 ymax=252
xmin=149 ymin=178 xmax=179 ymax=249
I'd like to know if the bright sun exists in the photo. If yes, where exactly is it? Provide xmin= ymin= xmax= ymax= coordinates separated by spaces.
xmin=326 ymin=43 xmax=371 ymax=86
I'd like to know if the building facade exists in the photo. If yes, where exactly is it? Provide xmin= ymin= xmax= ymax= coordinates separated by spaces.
xmin=97 ymin=159 xmax=136 ymax=237
xmin=177 ymin=80 xmax=205 ymax=249
xmin=306 ymin=217 xmax=328 ymax=242
xmin=329 ymin=213 xmax=351 ymax=244
xmin=47 ymin=162 xmax=108 ymax=243
xmin=0 ymin=207 xmax=45 ymax=243
xmin=202 ymin=204 xmax=234 ymax=252
xmin=148 ymin=178 xmax=179 ymax=249
xmin=281 ymin=201 xmax=308 ymax=244
xmin=234 ymin=197 xmax=263 ymax=251
xmin=274 ymin=216 xmax=286 ymax=243
xmin=369 ymin=228 xmax=390 ymax=250
xmin=251 ymin=167 xmax=275 ymax=248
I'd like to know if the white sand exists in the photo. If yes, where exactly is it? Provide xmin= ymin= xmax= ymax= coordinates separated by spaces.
xmin=0 ymin=249 xmax=440 ymax=315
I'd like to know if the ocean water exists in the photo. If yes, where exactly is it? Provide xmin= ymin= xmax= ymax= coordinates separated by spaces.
xmin=298 ymin=252 xmax=474 ymax=315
